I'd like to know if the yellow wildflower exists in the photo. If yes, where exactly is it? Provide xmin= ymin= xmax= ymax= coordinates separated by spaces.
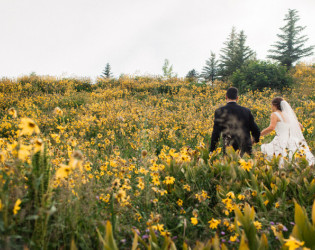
xmin=208 ymin=218 xmax=221 ymax=229
xmin=239 ymin=159 xmax=252 ymax=171
xmin=177 ymin=199 xmax=183 ymax=206
xmin=56 ymin=164 xmax=72 ymax=179
xmin=284 ymin=236 xmax=304 ymax=250
xmin=164 ymin=176 xmax=175 ymax=185
xmin=115 ymin=189 xmax=127 ymax=203
xmin=8 ymin=107 xmax=17 ymax=118
xmin=183 ymin=184 xmax=191 ymax=191
xmin=33 ymin=138 xmax=44 ymax=153
xmin=0 ymin=151 xmax=6 ymax=163
xmin=254 ymin=221 xmax=262 ymax=230
xmin=156 ymin=223 xmax=164 ymax=232
xmin=152 ymin=176 xmax=160 ymax=186
xmin=160 ymin=230 xmax=171 ymax=237
xmin=137 ymin=181 xmax=145 ymax=190
xmin=159 ymin=190 xmax=167 ymax=196
xmin=192 ymin=209 xmax=198 ymax=218
xmin=53 ymin=107 xmax=63 ymax=116
xmin=191 ymin=217 xmax=198 ymax=225
xmin=238 ymin=194 xmax=245 ymax=200
xmin=19 ymin=118 xmax=40 ymax=136
xmin=18 ymin=144 xmax=32 ymax=161
xmin=230 ymin=234 xmax=239 ymax=242
xmin=112 ymin=178 xmax=121 ymax=189
xmin=13 ymin=199 xmax=21 ymax=215
xmin=226 ymin=191 xmax=235 ymax=199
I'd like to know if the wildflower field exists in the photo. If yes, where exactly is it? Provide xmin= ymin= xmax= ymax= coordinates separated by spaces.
xmin=0 ymin=64 xmax=314 ymax=249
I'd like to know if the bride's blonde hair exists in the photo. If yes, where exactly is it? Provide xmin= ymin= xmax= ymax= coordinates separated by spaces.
xmin=272 ymin=97 xmax=284 ymax=111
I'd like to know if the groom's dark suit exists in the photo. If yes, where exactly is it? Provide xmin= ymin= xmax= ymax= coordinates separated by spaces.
xmin=210 ymin=102 xmax=260 ymax=155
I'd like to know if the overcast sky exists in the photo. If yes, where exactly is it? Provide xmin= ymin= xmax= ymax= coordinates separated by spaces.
xmin=1 ymin=0 xmax=314 ymax=79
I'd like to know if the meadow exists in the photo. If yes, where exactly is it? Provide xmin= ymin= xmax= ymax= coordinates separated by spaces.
xmin=0 ymin=63 xmax=314 ymax=249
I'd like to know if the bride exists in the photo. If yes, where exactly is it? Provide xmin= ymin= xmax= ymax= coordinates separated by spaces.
xmin=260 ymin=97 xmax=315 ymax=165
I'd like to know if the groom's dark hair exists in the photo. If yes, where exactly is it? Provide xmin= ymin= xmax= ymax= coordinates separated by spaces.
xmin=226 ymin=87 xmax=238 ymax=100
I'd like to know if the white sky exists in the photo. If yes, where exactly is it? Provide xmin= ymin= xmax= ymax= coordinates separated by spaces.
xmin=1 ymin=0 xmax=314 ymax=79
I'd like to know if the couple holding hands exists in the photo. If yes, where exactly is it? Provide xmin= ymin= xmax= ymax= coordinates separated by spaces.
xmin=210 ymin=87 xmax=314 ymax=165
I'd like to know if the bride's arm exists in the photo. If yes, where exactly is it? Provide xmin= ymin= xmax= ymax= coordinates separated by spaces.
xmin=299 ymin=122 xmax=303 ymax=130
xmin=261 ymin=113 xmax=278 ymax=137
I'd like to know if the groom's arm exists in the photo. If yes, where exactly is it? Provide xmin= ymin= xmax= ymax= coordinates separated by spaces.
xmin=248 ymin=110 xmax=260 ymax=143
xmin=210 ymin=109 xmax=222 ymax=152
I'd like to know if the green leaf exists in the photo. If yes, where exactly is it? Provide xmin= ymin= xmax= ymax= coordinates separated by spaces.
xmin=131 ymin=231 xmax=138 ymax=250
xmin=239 ymin=232 xmax=250 ymax=250
xmin=105 ymin=221 xmax=118 ymax=250
xmin=96 ymin=228 xmax=110 ymax=249
xmin=183 ymin=242 xmax=189 ymax=250
xmin=70 ymin=238 xmax=78 ymax=250
xmin=133 ymin=229 xmax=149 ymax=248
xmin=149 ymin=227 xmax=158 ymax=245
xmin=258 ymin=234 xmax=268 ymax=250
xmin=221 ymin=243 xmax=228 ymax=250
xmin=293 ymin=202 xmax=315 ymax=247
xmin=212 ymin=234 xmax=220 ymax=250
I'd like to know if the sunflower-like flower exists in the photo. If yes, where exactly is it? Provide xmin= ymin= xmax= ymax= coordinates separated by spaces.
xmin=53 ymin=107 xmax=63 ymax=116
xmin=18 ymin=144 xmax=32 ymax=161
xmin=56 ymin=164 xmax=72 ymax=179
xmin=190 ymin=217 xmax=198 ymax=225
xmin=284 ymin=236 xmax=304 ymax=250
xmin=69 ymin=150 xmax=84 ymax=170
xmin=208 ymin=218 xmax=221 ymax=229
xmin=163 ymin=176 xmax=175 ymax=185
xmin=33 ymin=138 xmax=44 ymax=153
xmin=239 ymin=159 xmax=253 ymax=171
xmin=19 ymin=118 xmax=40 ymax=136
xmin=8 ymin=107 xmax=17 ymax=118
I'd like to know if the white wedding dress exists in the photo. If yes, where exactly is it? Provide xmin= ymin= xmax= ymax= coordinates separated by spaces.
xmin=261 ymin=101 xmax=315 ymax=166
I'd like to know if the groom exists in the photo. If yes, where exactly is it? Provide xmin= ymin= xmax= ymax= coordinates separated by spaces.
xmin=210 ymin=87 xmax=260 ymax=155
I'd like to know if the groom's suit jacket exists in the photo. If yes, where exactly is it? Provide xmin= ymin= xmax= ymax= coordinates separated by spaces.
xmin=210 ymin=102 xmax=260 ymax=155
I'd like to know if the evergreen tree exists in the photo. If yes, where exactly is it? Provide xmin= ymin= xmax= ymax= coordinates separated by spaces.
xmin=102 ymin=63 xmax=113 ymax=78
xmin=186 ymin=69 xmax=199 ymax=82
xmin=268 ymin=9 xmax=314 ymax=69
xmin=235 ymin=31 xmax=256 ymax=66
xmin=219 ymin=27 xmax=238 ymax=79
xmin=201 ymin=52 xmax=218 ymax=82
xmin=219 ymin=27 xmax=254 ymax=79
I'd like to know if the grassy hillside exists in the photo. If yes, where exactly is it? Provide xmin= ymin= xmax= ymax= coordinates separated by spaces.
xmin=0 ymin=64 xmax=314 ymax=249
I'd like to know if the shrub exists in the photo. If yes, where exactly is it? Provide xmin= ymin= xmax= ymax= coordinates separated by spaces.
xmin=231 ymin=60 xmax=293 ymax=92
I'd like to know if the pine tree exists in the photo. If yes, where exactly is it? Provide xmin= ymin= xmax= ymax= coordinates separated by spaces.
xmin=219 ymin=27 xmax=254 ymax=79
xmin=102 ymin=63 xmax=112 ymax=78
xmin=235 ymin=31 xmax=255 ymax=66
xmin=268 ymin=9 xmax=314 ymax=69
xmin=219 ymin=27 xmax=238 ymax=79
xmin=201 ymin=52 xmax=218 ymax=82
xmin=186 ymin=69 xmax=199 ymax=82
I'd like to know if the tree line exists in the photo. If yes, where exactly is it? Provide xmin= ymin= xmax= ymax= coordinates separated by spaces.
xmin=187 ymin=9 xmax=314 ymax=91
xmin=102 ymin=9 xmax=314 ymax=92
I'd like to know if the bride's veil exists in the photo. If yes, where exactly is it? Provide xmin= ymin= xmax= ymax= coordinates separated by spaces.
xmin=280 ymin=100 xmax=305 ymax=145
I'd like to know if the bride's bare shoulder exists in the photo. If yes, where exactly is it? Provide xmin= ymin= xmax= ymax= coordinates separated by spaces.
xmin=270 ymin=112 xmax=280 ymax=121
